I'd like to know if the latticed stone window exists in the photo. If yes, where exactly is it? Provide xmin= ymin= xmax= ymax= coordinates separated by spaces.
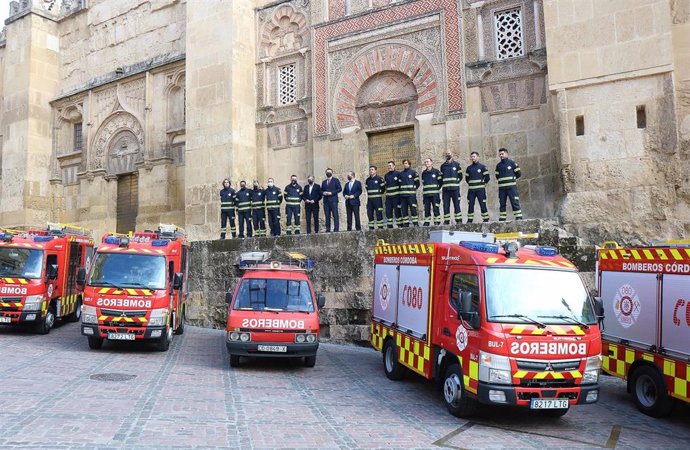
xmin=73 ymin=122 xmax=83 ymax=152
xmin=278 ymin=64 xmax=297 ymax=105
xmin=494 ymin=7 xmax=524 ymax=60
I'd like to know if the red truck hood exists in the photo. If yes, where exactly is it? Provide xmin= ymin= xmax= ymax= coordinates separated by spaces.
xmin=0 ymin=278 xmax=41 ymax=296
xmin=83 ymin=287 xmax=168 ymax=310
xmin=227 ymin=310 xmax=319 ymax=332
xmin=496 ymin=323 xmax=601 ymax=359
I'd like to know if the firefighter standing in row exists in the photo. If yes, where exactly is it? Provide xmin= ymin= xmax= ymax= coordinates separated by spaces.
xmin=421 ymin=158 xmax=442 ymax=226
xmin=219 ymin=179 xmax=237 ymax=239
xmin=384 ymin=161 xmax=402 ymax=228
xmin=250 ymin=180 xmax=267 ymax=236
xmin=236 ymin=180 xmax=253 ymax=238
xmin=265 ymin=178 xmax=283 ymax=237
xmin=365 ymin=165 xmax=386 ymax=230
xmin=399 ymin=159 xmax=420 ymax=227
xmin=465 ymin=152 xmax=490 ymax=223
xmin=284 ymin=175 xmax=303 ymax=234
xmin=440 ymin=150 xmax=463 ymax=225
xmin=496 ymin=147 xmax=522 ymax=221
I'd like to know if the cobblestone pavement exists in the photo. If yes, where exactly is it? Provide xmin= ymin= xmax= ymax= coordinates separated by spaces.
xmin=0 ymin=324 xmax=688 ymax=449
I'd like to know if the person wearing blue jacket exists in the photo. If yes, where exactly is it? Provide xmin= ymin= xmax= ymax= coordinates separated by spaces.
xmin=302 ymin=175 xmax=322 ymax=234
xmin=343 ymin=171 xmax=363 ymax=231
xmin=321 ymin=168 xmax=342 ymax=232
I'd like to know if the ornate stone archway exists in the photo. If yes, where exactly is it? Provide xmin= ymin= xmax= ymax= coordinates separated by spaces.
xmin=90 ymin=112 xmax=144 ymax=174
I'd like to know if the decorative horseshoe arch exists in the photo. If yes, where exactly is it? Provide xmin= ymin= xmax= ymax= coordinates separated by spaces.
xmin=90 ymin=112 xmax=145 ymax=174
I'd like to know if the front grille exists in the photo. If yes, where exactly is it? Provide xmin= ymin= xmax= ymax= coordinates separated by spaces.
xmin=101 ymin=320 xmax=145 ymax=328
xmin=516 ymin=359 xmax=580 ymax=372
xmin=0 ymin=297 xmax=23 ymax=311
xmin=518 ymin=391 xmax=579 ymax=400
xmin=519 ymin=379 xmax=576 ymax=388
xmin=100 ymin=309 xmax=147 ymax=318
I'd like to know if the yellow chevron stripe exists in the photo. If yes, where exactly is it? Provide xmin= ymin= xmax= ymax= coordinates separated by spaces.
xmin=126 ymin=289 xmax=138 ymax=296
xmin=570 ymin=370 xmax=582 ymax=378
xmin=514 ymin=370 xmax=528 ymax=378
xmin=99 ymin=288 xmax=110 ymax=294
xmin=98 ymin=315 xmax=107 ymax=321
xmin=511 ymin=325 xmax=525 ymax=334
xmin=670 ymin=249 xmax=683 ymax=260
xmin=655 ymin=249 xmax=669 ymax=260
xmin=550 ymin=325 xmax=566 ymax=335
xmin=643 ymin=249 xmax=654 ymax=259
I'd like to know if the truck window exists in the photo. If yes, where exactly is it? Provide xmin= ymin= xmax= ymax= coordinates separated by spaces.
xmin=0 ymin=248 xmax=44 ymax=279
xmin=88 ymin=253 xmax=167 ymax=290
xmin=234 ymin=279 xmax=314 ymax=312
xmin=450 ymin=273 xmax=479 ymax=313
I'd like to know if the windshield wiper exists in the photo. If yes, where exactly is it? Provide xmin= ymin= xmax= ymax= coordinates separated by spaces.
xmin=90 ymin=281 xmax=124 ymax=290
xmin=126 ymin=282 xmax=158 ymax=291
xmin=263 ymin=307 xmax=283 ymax=312
xmin=538 ymin=315 xmax=590 ymax=330
xmin=490 ymin=314 xmax=546 ymax=328
xmin=555 ymin=297 xmax=590 ymax=329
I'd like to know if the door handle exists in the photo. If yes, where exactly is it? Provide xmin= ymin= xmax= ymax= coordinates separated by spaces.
xmin=443 ymin=327 xmax=451 ymax=336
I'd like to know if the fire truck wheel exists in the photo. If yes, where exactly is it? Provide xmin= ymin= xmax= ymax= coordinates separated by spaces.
xmin=631 ymin=365 xmax=675 ymax=417
xmin=229 ymin=355 xmax=241 ymax=367
xmin=443 ymin=364 xmax=477 ymax=418
xmin=383 ymin=340 xmax=405 ymax=381
xmin=156 ymin=327 xmax=172 ymax=352
xmin=35 ymin=306 xmax=56 ymax=335
xmin=87 ymin=337 xmax=104 ymax=349
xmin=304 ymin=355 xmax=316 ymax=367
xmin=65 ymin=298 xmax=82 ymax=323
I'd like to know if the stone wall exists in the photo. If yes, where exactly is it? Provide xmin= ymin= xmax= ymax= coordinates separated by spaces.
xmin=186 ymin=219 xmax=595 ymax=343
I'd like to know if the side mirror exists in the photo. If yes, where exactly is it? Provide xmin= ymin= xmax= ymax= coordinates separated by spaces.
xmin=45 ymin=264 xmax=58 ymax=283
xmin=317 ymin=294 xmax=326 ymax=309
xmin=76 ymin=268 xmax=86 ymax=287
xmin=593 ymin=296 xmax=604 ymax=320
xmin=172 ymin=272 xmax=183 ymax=290
xmin=460 ymin=291 xmax=472 ymax=314
xmin=225 ymin=292 xmax=233 ymax=305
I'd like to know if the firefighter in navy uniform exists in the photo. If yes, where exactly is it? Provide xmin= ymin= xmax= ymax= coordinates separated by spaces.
xmin=265 ymin=178 xmax=283 ymax=236
xmin=440 ymin=150 xmax=463 ymax=224
xmin=421 ymin=158 xmax=442 ymax=226
xmin=495 ymin=147 xmax=523 ymax=221
xmin=235 ymin=180 xmax=253 ymax=238
xmin=399 ymin=159 xmax=420 ymax=227
xmin=383 ymin=161 xmax=402 ymax=228
xmin=284 ymin=175 xmax=303 ymax=234
xmin=250 ymin=180 xmax=267 ymax=237
xmin=219 ymin=179 xmax=237 ymax=239
xmin=365 ymin=166 xmax=386 ymax=230
xmin=465 ymin=151 xmax=491 ymax=223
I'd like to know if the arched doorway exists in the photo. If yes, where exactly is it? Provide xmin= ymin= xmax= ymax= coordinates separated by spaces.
xmin=108 ymin=131 xmax=142 ymax=234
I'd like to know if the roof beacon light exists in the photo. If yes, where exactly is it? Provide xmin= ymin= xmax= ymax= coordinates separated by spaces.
xmin=33 ymin=236 xmax=55 ymax=243
xmin=103 ymin=236 xmax=120 ymax=245
xmin=2 ymin=233 xmax=13 ymax=242
xmin=503 ymin=241 xmax=519 ymax=258
xmin=535 ymin=245 xmax=558 ymax=257
xmin=151 ymin=239 xmax=169 ymax=247
xmin=119 ymin=237 xmax=130 ymax=248
xmin=460 ymin=241 xmax=499 ymax=254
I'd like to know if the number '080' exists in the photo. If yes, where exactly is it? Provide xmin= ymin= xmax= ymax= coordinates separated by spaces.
xmin=401 ymin=285 xmax=423 ymax=309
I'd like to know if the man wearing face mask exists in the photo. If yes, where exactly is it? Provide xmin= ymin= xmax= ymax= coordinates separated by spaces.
xmin=365 ymin=166 xmax=385 ymax=230
xmin=235 ymin=180 xmax=253 ymax=238
xmin=250 ymin=180 xmax=267 ymax=237
xmin=399 ymin=159 xmax=420 ymax=227
xmin=219 ymin=179 xmax=237 ymax=239
xmin=384 ymin=161 xmax=402 ymax=228
xmin=284 ymin=175 xmax=303 ymax=234
xmin=343 ymin=171 xmax=363 ymax=231
xmin=302 ymin=175 xmax=322 ymax=234
xmin=440 ymin=150 xmax=463 ymax=225
xmin=321 ymin=168 xmax=342 ymax=232
xmin=265 ymin=178 xmax=283 ymax=236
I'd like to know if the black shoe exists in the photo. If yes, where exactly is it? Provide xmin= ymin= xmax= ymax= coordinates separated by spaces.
xmin=295 ymin=230 xmax=300 ymax=234
xmin=515 ymin=217 xmax=522 ymax=220
xmin=483 ymin=220 xmax=489 ymax=223
xmin=220 ymin=234 xmax=226 ymax=239
xmin=231 ymin=233 xmax=237 ymax=238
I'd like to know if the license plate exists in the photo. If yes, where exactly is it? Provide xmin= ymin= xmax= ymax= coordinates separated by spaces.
xmin=0 ymin=317 xmax=11 ymax=323
xmin=108 ymin=333 xmax=135 ymax=341
xmin=257 ymin=345 xmax=287 ymax=353
xmin=530 ymin=398 xmax=569 ymax=409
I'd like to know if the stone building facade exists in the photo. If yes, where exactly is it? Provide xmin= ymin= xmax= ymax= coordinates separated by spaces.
xmin=0 ymin=0 xmax=687 ymax=243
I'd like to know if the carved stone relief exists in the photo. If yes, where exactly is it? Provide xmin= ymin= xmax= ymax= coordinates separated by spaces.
xmin=90 ymin=112 xmax=144 ymax=173
xmin=259 ymin=4 xmax=309 ymax=58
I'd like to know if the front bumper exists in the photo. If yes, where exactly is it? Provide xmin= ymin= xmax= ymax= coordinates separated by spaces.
xmin=226 ymin=341 xmax=319 ymax=358
xmin=81 ymin=324 xmax=166 ymax=340
xmin=0 ymin=311 xmax=44 ymax=324
xmin=476 ymin=382 xmax=599 ymax=407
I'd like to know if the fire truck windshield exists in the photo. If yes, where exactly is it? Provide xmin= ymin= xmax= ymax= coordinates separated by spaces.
xmin=234 ymin=279 xmax=314 ymax=312
xmin=485 ymin=267 xmax=595 ymax=325
xmin=0 ymin=248 xmax=43 ymax=279
xmin=88 ymin=253 xmax=166 ymax=290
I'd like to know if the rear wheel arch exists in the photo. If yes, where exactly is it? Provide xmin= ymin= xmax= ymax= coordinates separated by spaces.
xmin=626 ymin=360 xmax=662 ymax=393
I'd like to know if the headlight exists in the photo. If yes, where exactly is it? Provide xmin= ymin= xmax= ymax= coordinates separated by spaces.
xmin=583 ymin=355 xmax=602 ymax=384
xmin=239 ymin=332 xmax=250 ymax=342
xmin=295 ymin=334 xmax=306 ymax=343
xmin=478 ymin=351 xmax=512 ymax=384
xmin=306 ymin=333 xmax=316 ymax=343
xmin=229 ymin=332 xmax=240 ymax=341
xmin=149 ymin=308 xmax=168 ymax=327
xmin=82 ymin=305 xmax=97 ymax=324
xmin=23 ymin=295 xmax=43 ymax=311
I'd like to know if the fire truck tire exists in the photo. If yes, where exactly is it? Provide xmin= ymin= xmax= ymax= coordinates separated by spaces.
xmin=35 ymin=306 xmax=56 ymax=335
xmin=229 ymin=355 xmax=241 ymax=367
xmin=443 ymin=364 xmax=477 ymax=418
xmin=88 ymin=337 xmax=104 ymax=349
xmin=630 ymin=365 xmax=675 ymax=417
xmin=156 ymin=328 xmax=172 ymax=352
xmin=304 ymin=355 xmax=317 ymax=367
xmin=65 ymin=298 xmax=82 ymax=323
xmin=174 ymin=310 xmax=185 ymax=335
xmin=383 ymin=340 xmax=405 ymax=381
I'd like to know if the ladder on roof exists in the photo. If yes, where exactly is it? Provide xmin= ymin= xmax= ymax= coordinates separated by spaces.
xmin=649 ymin=239 xmax=690 ymax=248
xmin=48 ymin=222 xmax=93 ymax=237
xmin=494 ymin=232 xmax=539 ymax=241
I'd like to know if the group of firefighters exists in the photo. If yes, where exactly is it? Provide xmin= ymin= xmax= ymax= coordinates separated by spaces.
xmin=219 ymin=148 xmax=523 ymax=239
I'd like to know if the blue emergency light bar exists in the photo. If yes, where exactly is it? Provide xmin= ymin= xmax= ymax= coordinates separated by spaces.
xmin=103 ymin=236 xmax=120 ymax=245
xmin=460 ymin=241 xmax=499 ymax=253
xmin=33 ymin=236 xmax=55 ymax=242
xmin=151 ymin=239 xmax=169 ymax=247
xmin=535 ymin=246 xmax=558 ymax=256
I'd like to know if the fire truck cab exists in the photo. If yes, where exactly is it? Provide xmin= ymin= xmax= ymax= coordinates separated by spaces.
xmin=79 ymin=224 xmax=190 ymax=351
xmin=371 ymin=231 xmax=603 ymax=418
xmin=225 ymin=252 xmax=325 ymax=368
xmin=597 ymin=240 xmax=690 ymax=417
xmin=0 ymin=223 xmax=94 ymax=334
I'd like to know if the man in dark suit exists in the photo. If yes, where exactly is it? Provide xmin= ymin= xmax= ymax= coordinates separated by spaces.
xmin=343 ymin=171 xmax=362 ymax=231
xmin=302 ymin=175 xmax=322 ymax=234
xmin=321 ymin=168 xmax=342 ymax=232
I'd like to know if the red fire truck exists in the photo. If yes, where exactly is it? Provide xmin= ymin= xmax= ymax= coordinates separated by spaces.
xmin=371 ymin=231 xmax=603 ymax=418
xmin=596 ymin=240 xmax=690 ymax=417
xmin=0 ymin=223 xmax=94 ymax=334
xmin=225 ymin=252 xmax=325 ymax=368
xmin=79 ymin=224 xmax=190 ymax=351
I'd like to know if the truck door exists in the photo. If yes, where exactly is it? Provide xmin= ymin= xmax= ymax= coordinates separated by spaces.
xmin=64 ymin=242 xmax=83 ymax=316
xmin=661 ymin=274 xmax=690 ymax=359
xmin=440 ymin=269 xmax=481 ymax=355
